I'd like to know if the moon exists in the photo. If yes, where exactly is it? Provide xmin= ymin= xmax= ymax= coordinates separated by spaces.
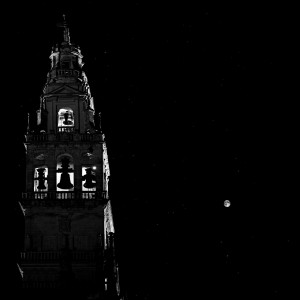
xmin=224 ymin=200 xmax=231 ymax=207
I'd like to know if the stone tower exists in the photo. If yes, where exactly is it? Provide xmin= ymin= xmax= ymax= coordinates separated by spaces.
xmin=20 ymin=17 xmax=121 ymax=299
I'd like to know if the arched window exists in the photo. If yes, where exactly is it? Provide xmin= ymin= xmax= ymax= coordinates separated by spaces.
xmin=34 ymin=166 xmax=48 ymax=191
xmin=57 ymin=108 xmax=74 ymax=132
xmin=82 ymin=166 xmax=97 ymax=192
xmin=56 ymin=155 xmax=74 ymax=191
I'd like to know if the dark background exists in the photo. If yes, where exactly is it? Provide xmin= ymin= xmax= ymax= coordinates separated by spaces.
xmin=4 ymin=1 xmax=297 ymax=299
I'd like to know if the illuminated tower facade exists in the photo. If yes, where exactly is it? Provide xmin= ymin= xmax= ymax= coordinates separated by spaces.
xmin=20 ymin=17 xmax=121 ymax=298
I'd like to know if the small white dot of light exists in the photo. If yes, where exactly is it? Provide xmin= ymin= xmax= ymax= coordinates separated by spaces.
xmin=92 ymin=166 xmax=97 ymax=170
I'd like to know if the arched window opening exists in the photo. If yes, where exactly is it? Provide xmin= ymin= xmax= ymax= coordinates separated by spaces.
xmin=34 ymin=166 xmax=48 ymax=191
xmin=56 ymin=155 xmax=74 ymax=192
xmin=58 ymin=108 xmax=74 ymax=132
xmin=82 ymin=166 xmax=96 ymax=199
xmin=82 ymin=166 xmax=96 ymax=191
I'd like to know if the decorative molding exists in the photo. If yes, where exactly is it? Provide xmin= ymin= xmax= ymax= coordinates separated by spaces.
xmin=35 ymin=153 xmax=47 ymax=160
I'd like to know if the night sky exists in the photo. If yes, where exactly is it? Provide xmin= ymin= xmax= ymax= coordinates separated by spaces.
xmin=5 ymin=2 xmax=297 ymax=299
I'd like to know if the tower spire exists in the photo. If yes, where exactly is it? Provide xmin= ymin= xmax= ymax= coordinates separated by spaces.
xmin=60 ymin=14 xmax=70 ymax=43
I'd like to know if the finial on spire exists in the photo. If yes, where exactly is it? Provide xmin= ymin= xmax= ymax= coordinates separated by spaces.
xmin=63 ymin=14 xmax=71 ymax=43
xmin=57 ymin=14 xmax=71 ymax=43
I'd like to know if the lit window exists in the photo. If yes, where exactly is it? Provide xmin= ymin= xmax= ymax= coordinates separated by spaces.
xmin=58 ymin=108 xmax=74 ymax=132
xmin=56 ymin=156 xmax=74 ymax=191
xmin=34 ymin=167 xmax=48 ymax=191
xmin=82 ymin=166 xmax=96 ymax=191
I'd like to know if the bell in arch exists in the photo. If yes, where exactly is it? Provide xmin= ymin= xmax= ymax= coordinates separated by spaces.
xmin=36 ymin=168 xmax=47 ymax=190
xmin=82 ymin=168 xmax=96 ymax=189
xmin=63 ymin=110 xmax=73 ymax=126
xmin=57 ymin=157 xmax=74 ymax=190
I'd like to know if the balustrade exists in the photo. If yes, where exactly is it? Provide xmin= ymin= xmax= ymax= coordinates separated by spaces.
xmin=21 ymin=251 xmax=97 ymax=262
xmin=21 ymin=191 xmax=108 ymax=207
xmin=81 ymin=133 xmax=94 ymax=141
xmin=56 ymin=69 xmax=79 ymax=77
xmin=58 ymin=126 xmax=74 ymax=133
xmin=26 ymin=134 xmax=49 ymax=142
xmin=25 ymin=132 xmax=103 ymax=143
xmin=21 ymin=251 xmax=60 ymax=262
xmin=22 ymin=191 xmax=107 ymax=199
xmin=22 ymin=281 xmax=59 ymax=288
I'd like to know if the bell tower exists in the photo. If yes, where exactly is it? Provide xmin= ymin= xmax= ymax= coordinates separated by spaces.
xmin=20 ymin=16 xmax=121 ymax=298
